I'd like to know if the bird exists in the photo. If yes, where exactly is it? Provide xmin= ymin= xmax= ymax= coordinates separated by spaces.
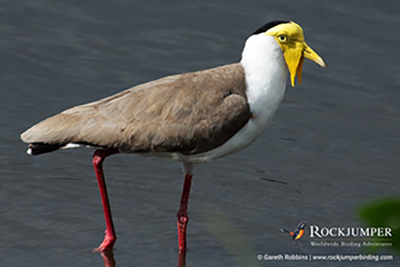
xmin=281 ymin=221 xmax=307 ymax=247
xmin=20 ymin=20 xmax=326 ymax=253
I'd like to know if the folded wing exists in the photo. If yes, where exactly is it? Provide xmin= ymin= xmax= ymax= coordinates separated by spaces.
xmin=21 ymin=63 xmax=251 ymax=155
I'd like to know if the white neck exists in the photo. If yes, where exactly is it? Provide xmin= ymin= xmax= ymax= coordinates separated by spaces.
xmin=240 ymin=34 xmax=288 ymax=128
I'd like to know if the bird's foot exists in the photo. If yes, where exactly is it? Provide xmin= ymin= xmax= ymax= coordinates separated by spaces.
xmin=92 ymin=233 xmax=116 ymax=252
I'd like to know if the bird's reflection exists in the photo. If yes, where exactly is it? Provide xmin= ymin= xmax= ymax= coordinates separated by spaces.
xmin=99 ymin=250 xmax=116 ymax=267
xmin=178 ymin=252 xmax=186 ymax=267
xmin=98 ymin=250 xmax=186 ymax=267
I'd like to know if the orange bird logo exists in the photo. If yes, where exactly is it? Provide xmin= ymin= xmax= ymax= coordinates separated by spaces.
xmin=281 ymin=221 xmax=307 ymax=247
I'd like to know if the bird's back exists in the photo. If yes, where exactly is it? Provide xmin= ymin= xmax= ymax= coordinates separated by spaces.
xmin=21 ymin=63 xmax=251 ymax=156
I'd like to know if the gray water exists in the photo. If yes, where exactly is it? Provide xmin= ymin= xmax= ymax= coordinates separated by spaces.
xmin=1 ymin=0 xmax=399 ymax=266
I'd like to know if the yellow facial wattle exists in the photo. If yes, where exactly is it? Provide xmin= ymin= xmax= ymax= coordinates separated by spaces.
xmin=265 ymin=21 xmax=326 ymax=87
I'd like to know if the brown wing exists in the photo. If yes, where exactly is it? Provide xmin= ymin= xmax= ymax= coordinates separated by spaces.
xmin=21 ymin=63 xmax=250 ymax=155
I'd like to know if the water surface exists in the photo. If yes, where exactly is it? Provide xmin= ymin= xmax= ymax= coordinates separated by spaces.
xmin=1 ymin=0 xmax=399 ymax=266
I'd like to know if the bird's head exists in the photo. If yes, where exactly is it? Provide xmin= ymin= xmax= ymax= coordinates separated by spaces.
xmin=256 ymin=20 xmax=326 ymax=87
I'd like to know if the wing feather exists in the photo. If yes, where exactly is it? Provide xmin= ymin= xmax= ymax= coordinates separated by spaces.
xmin=21 ymin=63 xmax=250 ymax=155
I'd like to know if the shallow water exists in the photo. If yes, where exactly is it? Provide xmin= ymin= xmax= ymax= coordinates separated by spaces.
xmin=1 ymin=0 xmax=399 ymax=266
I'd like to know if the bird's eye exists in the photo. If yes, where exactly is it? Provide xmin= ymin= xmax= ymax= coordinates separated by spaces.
xmin=278 ymin=35 xmax=287 ymax=42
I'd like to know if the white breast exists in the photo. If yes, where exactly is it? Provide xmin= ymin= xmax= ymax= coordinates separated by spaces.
xmin=147 ymin=35 xmax=288 ymax=163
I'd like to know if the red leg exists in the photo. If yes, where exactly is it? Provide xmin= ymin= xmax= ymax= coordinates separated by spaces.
xmin=92 ymin=149 xmax=119 ymax=252
xmin=177 ymin=174 xmax=193 ymax=254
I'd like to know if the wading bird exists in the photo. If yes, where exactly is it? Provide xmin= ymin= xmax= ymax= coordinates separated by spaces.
xmin=21 ymin=20 xmax=326 ymax=253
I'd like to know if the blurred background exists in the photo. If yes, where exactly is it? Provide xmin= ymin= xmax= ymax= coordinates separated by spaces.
xmin=0 ymin=0 xmax=399 ymax=266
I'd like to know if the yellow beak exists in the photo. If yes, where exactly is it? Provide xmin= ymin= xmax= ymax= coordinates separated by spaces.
xmin=303 ymin=44 xmax=326 ymax=68
xmin=285 ymin=42 xmax=326 ymax=87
